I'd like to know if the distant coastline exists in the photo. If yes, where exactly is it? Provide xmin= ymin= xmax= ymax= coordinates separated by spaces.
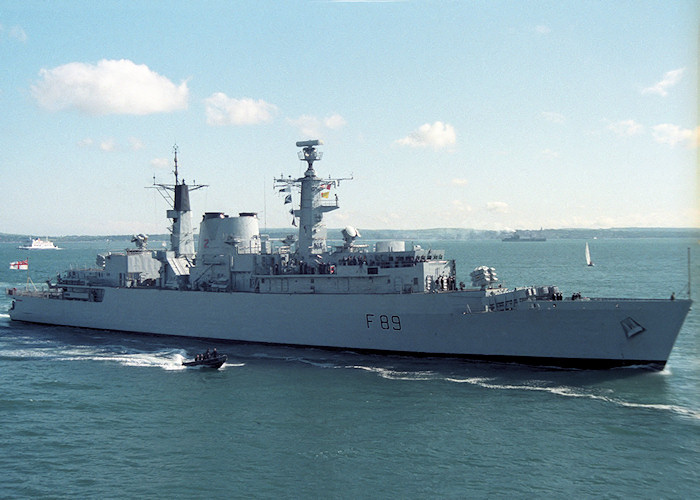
xmin=2 ymin=227 xmax=698 ymax=243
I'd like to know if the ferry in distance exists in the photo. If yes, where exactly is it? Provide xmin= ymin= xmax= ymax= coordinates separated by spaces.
xmin=18 ymin=237 xmax=60 ymax=250
xmin=502 ymin=230 xmax=546 ymax=242
xmin=7 ymin=141 xmax=691 ymax=369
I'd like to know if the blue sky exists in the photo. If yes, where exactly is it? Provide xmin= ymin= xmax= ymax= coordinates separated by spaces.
xmin=1 ymin=0 xmax=697 ymax=235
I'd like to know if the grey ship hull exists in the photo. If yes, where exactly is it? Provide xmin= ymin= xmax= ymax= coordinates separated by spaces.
xmin=9 ymin=288 xmax=691 ymax=369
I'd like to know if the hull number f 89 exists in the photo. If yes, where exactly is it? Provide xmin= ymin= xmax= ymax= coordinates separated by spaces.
xmin=366 ymin=314 xmax=401 ymax=331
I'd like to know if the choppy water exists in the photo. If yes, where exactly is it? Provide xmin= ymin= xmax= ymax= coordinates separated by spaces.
xmin=1 ymin=238 xmax=698 ymax=498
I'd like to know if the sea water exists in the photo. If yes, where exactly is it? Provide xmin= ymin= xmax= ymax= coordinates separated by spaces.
xmin=1 ymin=238 xmax=698 ymax=498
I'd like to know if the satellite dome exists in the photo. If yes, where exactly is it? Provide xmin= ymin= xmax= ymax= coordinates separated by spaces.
xmin=342 ymin=226 xmax=358 ymax=238
xmin=341 ymin=226 xmax=361 ymax=246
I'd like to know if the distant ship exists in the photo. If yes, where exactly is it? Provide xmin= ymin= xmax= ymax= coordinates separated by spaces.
xmin=18 ymin=237 xmax=60 ymax=250
xmin=7 ymin=141 xmax=691 ymax=369
xmin=502 ymin=230 xmax=546 ymax=242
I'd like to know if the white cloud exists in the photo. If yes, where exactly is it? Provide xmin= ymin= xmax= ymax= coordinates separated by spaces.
xmin=541 ymin=111 xmax=565 ymax=124
xmin=451 ymin=200 xmax=472 ymax=213
xmin=541 ymin=149 xmax=559 ymax=159
xmin=31 ymin=59 xmax=188 ymax=115
xmin=642 ymin=68 xmax=685 ymax=96
xmin=607 ymin=119 xmax=644 ymax=137
xmin=486 ymin=201 xmax=509 ymax=213
xmin=289 ymin=115 xmax=323 ymax=138
xmin=129 ymin=137 xmax=145 ymax=150
xmin=535 ymin=25 xmax=551 ymax=35
xmin=324 ymin=113 xmax=347 ymax=129
xmin=451 ymin=178 xmax=468 ymax=186
xmin=652 ymin=124 xmax=698 ymax=148
xmin=288 ymin=113 xmax=346 ymax=137
xmin=77 ymin=136 xmax=145 ymax=152
xmin=1 ymin=24 xmax=27 ymax=42
xmin=8 ymin=26 xmax=27 ymax=42
xmin=396 ymin=121 xmax=456 ymax=149
xmin=100 ymin=139 xmax=116 ymax=152
xmin=150 ymin=157 xmax=170 ymax=169
xmin=205 ymin=93 xmax=277 ymax=126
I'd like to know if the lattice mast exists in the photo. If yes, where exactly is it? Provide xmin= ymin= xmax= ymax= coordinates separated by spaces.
xmin=274 ymin=140 xmax=350 ymax=262
xmin=150 ymin=146 xmax=207 ymax=258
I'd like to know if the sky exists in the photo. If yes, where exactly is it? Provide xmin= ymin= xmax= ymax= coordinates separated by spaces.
xmin=1 ymin=0 xmax=698 ymax=236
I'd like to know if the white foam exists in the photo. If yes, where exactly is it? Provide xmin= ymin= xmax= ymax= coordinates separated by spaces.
xmin=347 ymin=364 xmax=435 ymax=381
xmin=106 ymin=352 xmax=187 ymax=370
xmin=2 ymin=343 xmax=192 ymax=371
xmin=1 ymin=348 xmax=49 ymax=358
xmin=287 ymin=357 xmax=339 ymax=369
xmin=48 ymin=347 xmax=191 ymax=370
xmin=445 ymin=376 xmax=700 ymax=420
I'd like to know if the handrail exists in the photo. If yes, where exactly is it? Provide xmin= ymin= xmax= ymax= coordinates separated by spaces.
xmin=587 ymin=297 xmax=686 ymax=302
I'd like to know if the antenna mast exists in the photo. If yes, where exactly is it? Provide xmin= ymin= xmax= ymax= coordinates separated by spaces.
xmin=273 ymin=140 xmax=352 ymax=260
xmin=688 ymin=247 xmax=692 ymax=299
xmin=173 ymin=144 xmax=179 ymax=186
xmin=147 ymin=145 xmax=207 ymax=258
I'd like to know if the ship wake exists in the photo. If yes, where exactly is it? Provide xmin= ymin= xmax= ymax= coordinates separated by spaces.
xmin=445 ymin=376 xmax=700 ymax=421
xmin=54 ymin=347 xmax=188 ymax=370
xmin=2 ymin=341 xmax=191 ymax=371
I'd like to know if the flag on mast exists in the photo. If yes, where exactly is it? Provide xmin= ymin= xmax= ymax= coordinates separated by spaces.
xmin=9 ymin=259 xmax=28 ymax=270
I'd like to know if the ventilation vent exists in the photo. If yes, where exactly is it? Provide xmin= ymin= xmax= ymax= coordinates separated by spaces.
xmin=621 ymin=317 xmax=645 ymax=338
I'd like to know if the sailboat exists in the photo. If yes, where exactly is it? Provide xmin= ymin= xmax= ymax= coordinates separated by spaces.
xmin=585 ymin=242 xmax=594 ymax=267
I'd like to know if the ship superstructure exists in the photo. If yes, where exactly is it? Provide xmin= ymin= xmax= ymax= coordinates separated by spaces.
xmin=7 ymin=141 xmax=692 ymax=369
xmin=18 ymin=237 xmax=60 ymax=250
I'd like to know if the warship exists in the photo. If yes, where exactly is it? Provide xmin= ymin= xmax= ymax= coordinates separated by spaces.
xmin=7 ymin=140 xmax=692 ymax=369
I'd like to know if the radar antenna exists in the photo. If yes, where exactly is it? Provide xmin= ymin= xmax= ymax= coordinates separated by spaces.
xmin=296 ymin=139 xmax=323 ymax=172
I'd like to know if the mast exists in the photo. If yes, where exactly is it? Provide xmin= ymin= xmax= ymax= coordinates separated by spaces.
xmin=150 ymin=145 xmax=207 ymax=259
xmin=274 ymin=140 xmax=350 ymax=262
xmin=688 ymin=247 xmax=692 ymax=299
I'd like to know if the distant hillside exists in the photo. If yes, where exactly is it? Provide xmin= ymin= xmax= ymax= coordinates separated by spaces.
xmin=0 ymin=233 xmax=137 ymax=243
xmin=2 ymin=227 xmax=698 ymax=243
xmin=360 ymin=228 xmax=700 ymax=240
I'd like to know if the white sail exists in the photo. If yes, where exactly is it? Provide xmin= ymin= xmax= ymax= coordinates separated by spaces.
xmin=585 ymin=242 xmax=594 ymax=266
